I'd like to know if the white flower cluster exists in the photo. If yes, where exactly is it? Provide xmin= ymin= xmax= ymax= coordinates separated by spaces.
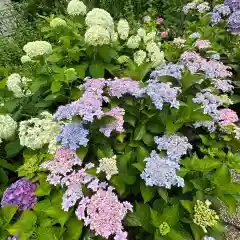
xmin=7 ymin=73 xmax=31 ymax=98
xmin=127 ymin=35 xmax=141 ymax=49
xmin=0 ymin=115 xmax=17 ymax=143
xmin=134 ymin=50 xmax=147 ymax=66
xmin=19 ymin=112 xmax=60 ymax=150
xmin=173 ymin=37 xmax=186 ymax=48
xmin=146 ymin=42 xmax=165 ymax=67
xmin=144 ymin=31 xmax=156 ymax=43
xmin=117 ymin=19 xmax=129 ymax=40
xmin=50 ymin=17 xmax=67 ymax=28
xmin=21 ymin=55 xmax=31 ymax=64
xmin=96 ymin=155 xmax=118 ymax=180
xmin=67 ymin=0 xmax=86 ymax=16
xmin=137 ymin=28 xmax=146 ymax=38
xmin=23 ymin=41 xmax=53 ymax=58
xmin=84 ymin=8 xmax=114 ymax=46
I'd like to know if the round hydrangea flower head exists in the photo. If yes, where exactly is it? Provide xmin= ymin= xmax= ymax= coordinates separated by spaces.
xmin=211 ymin=12 xmax=222 ymax=25
xmin=143 ymin=31 xmax=156 ymax=43
xmin=117 ymin=19 xmax=129 ymax=40
xmin=50 ymin=17 xmax=67 ymax=28
xmin=225 ymin=0 xmax=240 ymax=11
xmin=85 ymin=8 xmax=114 ymax=33
xmin=213 ymin=4 xmax=231 ymax=17
xmin=141 ymin=151 xmax=184 ymax=188
xmin=21 ymin=55 xmax=31 ymax=64
xmin=126 ymin=35 xmax=141 ymax=49
xmin=195 ymin=40 xmax=211 ymax=50
xmin=1 ymin=178 xmax=37 ymax=211
xmin=117 ymin=55 xmax=130 ymax=64
xmin=193 ymin=200 xmax=219 ymax=233
xmin=228 ymin=11 xmax=240 ymax=34
xmin=7 ymin=73 xmax=31 ymax=98
xmin=212 ymin=79 xmax=234 ymax=93
xmin=134 ymin=50 xmax=147 ymax=66
xmin=75 ymin=188 xmax=132 ymax=239
xmin=156 ymin=17 xmax=164 ymax=23
xmin=173 ymin=37 xmax=186 ymax=48
xmin=197 ymin=2 xmax=210 ymax=13
xmin=189 ymin=32 xmax=201 ymax=39
xmin=137 ymin=28 xmax=146 ymax=38
xmin=96 ymin=155 xmax=118 ymax=180
xmin=143 ymin=15 xmax=151 ymax=22
xmin=85 ymin=25 xmax=110 ymax=46
xmin=183 ymin=2 xmax=197 ymax=14
xmin=23 ymin=41 xmax=52 ymax=58
xmin=0 ymin=114 xmax=17 ymax=142
xmin=67 ymin=0 xmax=86 ymax=16
xmin=161 ymin=31 xmax=168 ymax=38
xmin=219 ymin=108 xmax=238 ymax=125
xmin=159 ymin=222 xmax=170 ymax=236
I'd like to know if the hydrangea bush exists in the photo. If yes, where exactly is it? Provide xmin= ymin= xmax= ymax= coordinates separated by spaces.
xmin=1 ymin=0 xmax=240 ymax=240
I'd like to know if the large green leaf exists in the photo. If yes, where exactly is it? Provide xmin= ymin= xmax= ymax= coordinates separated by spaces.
xmin=89 ymin=62 xmax=105 ymax=78
xmin=64 ymin=217 xmax=83 ymax=240
xmin=140 ymin=181 xmax=156 ymax=203
xmin=5 ymin=140 xmax=24 ymax=158
xmin=1 ymin=205 xmax=18 ymax=224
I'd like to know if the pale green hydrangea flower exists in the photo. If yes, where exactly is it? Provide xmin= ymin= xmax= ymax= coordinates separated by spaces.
xmin=19 ymin=112 xmax=60 ymax=150
xmin=159 ymin=222 xmax=170 ymax=236
xmin=146 ymin=42 xmax=165 ymax=67
xmin=96 ymin=155 xmax=118 ymax=180
xmin=50 ymin=17 xmax=67 ymax=28
xmin=67 ymin=0 xmax=87 ymax=16
xmin=127 ymin=35 xmax=141 ymax=49
xmin=23 ymin=41 xmax=52 ymax=58
xmin=144 ymin=31 xmax=156 ymax=43
xmin=117 ymin=55 xmax=130 ymax=64
xmin=117 ymin=19 xmax=129 ymax=40
xmin=134 ymin=50 xmax=147 ymax=66
xmin=137 ymin=28 xmax=146 ymax=38
xmin=21 ymin=55 xmax=31 ymax=64
xmin=111 ymin=32 xmax=118 ymax=42
xmin=193 ymin=200 xmax=219 ymax=233
xmin=0 ymin=115 xmax=17 ymax=142
xmin=7 ymin=73 xmax=32 ymax=98
xmin=84 ymin=25 xmax=110 ymax=46
xmin=85 ymin=8 xmax=114 ymax=33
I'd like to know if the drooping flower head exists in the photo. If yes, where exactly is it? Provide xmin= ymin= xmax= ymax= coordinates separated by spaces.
xmin=117 ymin=19 xmax=129 ymax=40
xmin=1 ymin=178 xmax=37 ymax=211
xmin=0 ymin=114 xmax=17 ymax=142
xmin=141 ymin=150 xmax=184 ymax=188
xmin=23 ymin=41 xmax=52 ymax=58
xmin=76 ymin=188 xmax=132 ymax=239
xmin=67 ymin=0 xmax=87 ymax=16
xmin=193 ymin=200 xmax=219 ymax=233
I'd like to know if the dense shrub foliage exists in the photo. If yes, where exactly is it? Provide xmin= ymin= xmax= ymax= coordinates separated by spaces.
xmin=0 ymin=0 xmax=240 ymax=240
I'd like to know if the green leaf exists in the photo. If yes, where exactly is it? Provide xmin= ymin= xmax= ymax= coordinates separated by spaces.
xmin=157 ymin=188 xmax=168 ymax=203
xmin=146 ymin=121 xmax=164 ymax=134
xmin=0 ymin=159 xmax=17 ymax=171
xmin=75 ymin=64 xmax=87 ymax=79
xmin=89 ymin=62 xmax=105 ymax=78
xmin=212 ymin=165 xmax=230 ymax=186
xmin=76 ymin=146 xmax=89 ymax=160
xmin=98 ymin=46 xmax=116 ymax=63
xmin=1 ymin=206 xmax=18 ymax=224
xmin=124 ymin=114 xmax=137 ymax=127
xmin=142 ymin=133 xmax=154 ymax=146
xmin=180 ymin=200 xmax=193 ymax=213
xmin=140 ymin=181 xmax=156 ymax=203
xmin=5 ymin=140 xmax=23 ymax=158
xmin=64 ymin=217 xmax=83 ymax=240
xmin=110 ymin=175 xmax=126 ymax=195
xmin=47 ymin=53 xmax=62 ymax=63
xmin=168 ymin=228 xmax=193 ymax=240
xmin=134 ymin=124 xmax=146 ymax=141
xmin=218 ymin=182 xmax=240 ymax=194
xmin=159 ymin=205 xmax=179 ymax=227
xmin=51 ymin=81 xmax=62 ymax=93
xmin=150 ymin=209 xmax=162 ymax=227
xmin=182 ymin=70 xmax=203 ymax=92
xmin=190 ymin=223 xmax=203 ymax=240
xmin=137 ymin=145 xmax=149 ymax=162
xmin=219 ymin=194 xmax=237 ymax=215
xmin=35 ymin=181 xmax=51 ymax=196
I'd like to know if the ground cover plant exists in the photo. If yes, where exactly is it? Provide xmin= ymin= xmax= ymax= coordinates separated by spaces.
xmin=0 ymin=0 xmax=240 ymax=240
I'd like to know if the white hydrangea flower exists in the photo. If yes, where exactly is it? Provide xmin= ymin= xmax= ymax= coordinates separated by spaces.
xmin=146 ymin=42 xmax=165 ymax=67
xmin=137 ymin=28 xmax=146 ymax=38
xmin=67 ymin=0 xmax=86 ymax=16
xmin=143 ymin=15 xmax=151 ymax=22
xmin=144 ymin=31 xmax=156 ymax=43
xmin=19 ymin=113 xmax=60 ymax=150
xmin=23 ymin=41 xmax=52 ymax=58
xmin=7 ymin=73 xmax=32 ymax=98
xmin=126 ymin=35 xmax=141 ymax=49
xmin=134 ymin=50 xmax=147 ymax=66
xmin=173 ymin=37 xmax=186 ymax=48
xmin=117 ymin=19 xmax=129 ymax=40
xmin=96 ymin=155 xmax=118 ymax=180
xmin=50 ymin=17 xmax=67 ymax=28
xmin=85 ymin=8 xmax=114 ymax=33
xmin=0 ymin=115 xmax=17 ymax=142
xmin=21 ymin=55 xmax=31 ymax=64
xmin=111 ymin=32 xmax=118 ymax=42
xmin=84 ymin=25 xmax=110 ymax=46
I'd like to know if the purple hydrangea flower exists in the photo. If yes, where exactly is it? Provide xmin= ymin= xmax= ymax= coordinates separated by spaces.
xmin=56 ymin=122 xmax=89 ymax=150
xmin=228 ymin=10 xmax=240 ymax=34
xmin=225 ymin=0 xmax=240 ymax=11
xmin=213 ymin=4 xmax=231 ymax=16
xmin=150 ymin=63 xmax=184 ymax=82
xmin=1 ymin=178 xmax=37 ymax=211
xmin=212 ymin=79 xmax=234 ymax=93
xmin=141 ymin=151 xmax=184 ymax=188
xmin=145 ymin=80 xmax=181 ymax=110
xmin=7 ymin=235 xmax=18 ymax=240
xmin=193 ymin=121 xmax=216 ymax=132
xmin=210 ymin=12 xmax=222 ymax=25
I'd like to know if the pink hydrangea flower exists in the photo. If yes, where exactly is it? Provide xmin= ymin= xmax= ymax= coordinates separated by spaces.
xmin=219 ymin=108 xmax=238 ymax=125
xmin=195 ymin=40 xmax=211 ymax=50
xmin=156 ymin=17 xmax=164 ymax=23
xmin=161 ymin=31 xmax=168 ymax=38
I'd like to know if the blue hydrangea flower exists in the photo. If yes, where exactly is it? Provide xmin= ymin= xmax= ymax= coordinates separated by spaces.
xmin=56 ymin=122 xmax=89 ymax=150
xmin=213 ymin=4 xmax=231 ymax=16
xmin=225 ymin=0 xmax=240 ymax=11
xmin=189 ymin=32 xmax=201 ymax=39
xmin=211 ymin=12 xmax=222 ymax=25
xmin=141 ymin=151 xmax=184 ymax=188
xmin=154 ymin=134 xmax=192 ymax=161
xmin=193 ymin=121 xmax=216 ymax=132
xmin=228 ymin=11 xmax=240 ymax=34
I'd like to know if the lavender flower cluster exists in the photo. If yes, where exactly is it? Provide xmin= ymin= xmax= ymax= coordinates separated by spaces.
xmin=211 ymin=4 xmax=231 ymax=25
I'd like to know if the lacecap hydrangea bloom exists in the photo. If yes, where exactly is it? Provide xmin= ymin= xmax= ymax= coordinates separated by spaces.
xmin=193 ymin=200 xmax=219 ymax=233
xmin=85 ymin=25 xmax=110 ymax=46
xmin=85 ymin=8 xmax=114 ymax=33
xmin=23 ymin=41 xmax=52 ymax=58
xmin=141 ymin=150 xmax=184 ymax=188
xmin=126 ymin=35 xmax=141 ymax=49
xmin=0 ymin=114 xmax=17 ymax=142
xmin=76 ymin=188 xmax=132 ymax=239
xmin=67 ymin=0 xmax=86 ymax=16
xmin=117 ymin=19 xmax=129 ymax=40
xmin=7 ymin=73 xmax=31 ymax=98
xmin=96 ymin=155 xmax=118 ymax=180
xmin=56 ymin=122 xmax=89 ymax=150
xmin=19 ymin=112 xmax=60 ymax=150
xmin=133 ymin=50 xmax=147 ymax=66
xmin=154 ymin=134 xmax=192 ymax=161
xmin=50 ymin=17 xmax=67 ymax=28
xmin=1 ymin=178 xmax=37 ymax=211
xmin=20 ymin=55 xmax=31 ymax=64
